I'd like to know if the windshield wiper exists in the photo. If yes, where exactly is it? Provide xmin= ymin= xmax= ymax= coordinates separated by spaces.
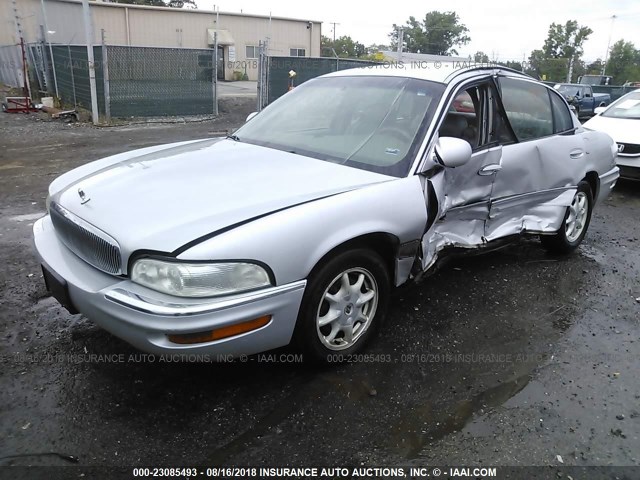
xmin=226 ymin=134 xmax=241 ymax=142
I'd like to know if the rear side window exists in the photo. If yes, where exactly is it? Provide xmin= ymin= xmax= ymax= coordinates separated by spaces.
xmin=549 ymin=90 xmax=574 ymax=133
xmin=498 ymin=77 xmax=554 ymax=141
xmin=489 ymin=85 xmax=517 ymax=145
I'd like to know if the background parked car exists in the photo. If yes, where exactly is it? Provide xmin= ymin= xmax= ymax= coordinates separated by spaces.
xmin=554 ymin=83 xmax=610 ymax=119
xmin=584 ymin=89 xmax=640 ymax=180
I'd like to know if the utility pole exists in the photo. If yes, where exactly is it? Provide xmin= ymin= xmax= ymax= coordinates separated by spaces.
xmin=602 ymin=14 xmax=616 ymax=76
xmin=396 ymin=27 xmax=404 ymax=61
xmin=82 ymin=0 xmax=99 ymax=125
xmin=330 ymin=22 xmax=340 ymax=43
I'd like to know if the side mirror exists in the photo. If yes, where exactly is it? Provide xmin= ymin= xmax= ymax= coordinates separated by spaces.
xmin=246 ymin=111 xmax=258 ymax=122
xmin=593 ymin=106 xmax=606 ymax=115
xmin=435 ymin=137 xmax=472 ymax=168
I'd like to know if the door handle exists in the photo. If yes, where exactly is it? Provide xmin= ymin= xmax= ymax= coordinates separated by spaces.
xmin=570 ymin=149 xmax=584 ymax=159
xmin=478 ymin=164 xmax=502 ymax=176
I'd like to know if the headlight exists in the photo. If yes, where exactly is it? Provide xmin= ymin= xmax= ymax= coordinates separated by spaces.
xmin=130 ymin=258 xmax=272 ymax=298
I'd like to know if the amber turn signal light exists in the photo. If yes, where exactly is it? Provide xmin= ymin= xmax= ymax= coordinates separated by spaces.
xmin=167 ymin=315 xmax=271 ymax=345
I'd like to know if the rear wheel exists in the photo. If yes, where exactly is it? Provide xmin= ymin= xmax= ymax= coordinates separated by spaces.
xmin=541 ymin=181 xmax=593 ymax=254
xmin=294 ymin=249 xmax=390 ymax=363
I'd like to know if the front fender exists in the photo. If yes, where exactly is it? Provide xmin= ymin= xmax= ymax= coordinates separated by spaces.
xmin=178 ymin=176 xmax=428 ymax=285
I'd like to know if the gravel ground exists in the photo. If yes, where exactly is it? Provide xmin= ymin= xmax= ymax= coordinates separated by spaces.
xmin=0 ymin=104 xmax=638 ymax=478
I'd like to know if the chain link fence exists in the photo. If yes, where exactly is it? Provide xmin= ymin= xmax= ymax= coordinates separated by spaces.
xmin=257 ymin=55 xmax=378 ymax=110
xmin=2 ymin=42 xmax=218 ymax=121
xmin=107 ymin=46 xmax=216 ymax=117
xmin=49 ymin=45 xmax=106 ymax=115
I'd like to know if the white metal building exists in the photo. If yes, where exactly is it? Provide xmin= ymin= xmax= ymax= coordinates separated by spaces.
xmin=2 ymin=0 xmax=322 ymax=81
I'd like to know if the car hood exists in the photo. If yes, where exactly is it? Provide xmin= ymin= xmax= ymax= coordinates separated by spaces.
xmin=583 ymin=115 xmax=639 ymax=144
xmin=53 ymin=138 xmax=393 ymax=257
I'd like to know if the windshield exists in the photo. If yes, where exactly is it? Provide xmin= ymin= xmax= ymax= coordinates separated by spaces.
xmin=602 ymin=91 xmax=640 ymax=119
xmin=234 ymin=76 xmax=445 ymax=177
xmin=555 ymin=85 xmax=583 ymax=96
xmin=580 ymin=76 xmax=607 ymax=86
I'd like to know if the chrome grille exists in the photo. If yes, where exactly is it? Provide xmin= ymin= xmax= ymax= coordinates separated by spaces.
xmin=50 ymin=202 xmax=122 ymax=275
xmin=617 ymin=143 xmax=640 ymax=156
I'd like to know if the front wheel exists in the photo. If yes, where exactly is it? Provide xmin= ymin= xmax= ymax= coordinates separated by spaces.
xmin=294 ymin=249 xmax=390 ymax=363
xmin=541 ymin=181 xmax=593 ymax=254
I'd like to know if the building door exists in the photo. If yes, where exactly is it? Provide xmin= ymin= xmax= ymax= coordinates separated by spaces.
xmin=217 ymin=46 xmax=225 ymax=80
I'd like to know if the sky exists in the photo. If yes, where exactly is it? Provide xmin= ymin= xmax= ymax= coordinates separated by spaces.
xmin=198 ymin=0 xmax=640 ymax=62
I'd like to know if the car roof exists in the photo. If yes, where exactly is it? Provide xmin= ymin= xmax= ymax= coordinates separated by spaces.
xmin=324 ymin=64 xmax=534 ymax=85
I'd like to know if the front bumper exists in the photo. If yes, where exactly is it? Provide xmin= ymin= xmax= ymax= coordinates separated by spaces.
xmin=597 ymin=166 xmax=620 ymax=203
xmin=616 ymin=156 xmax=640 ymax=180
xmin=33 ymin=216 xmax=306 ymax=358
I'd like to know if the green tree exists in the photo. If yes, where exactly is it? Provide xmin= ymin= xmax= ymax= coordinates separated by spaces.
xmin=334 ymin=36 xmax=366 ymax=58
xmin=473 ymin=51 xmax=490 ymax=63
xmin=585 ymin=59 xmax=604 ymax=75
xmin=498 ymin=60 xmax=523 ymax=71
xmin=605 ymin=40 xmax=640 ymax=83
xmin=321 ymin=35 xmax=367 ymax=58
xmin=321 ymin=35 xmax=336 ymax=56
xmin=542 ymin=20 xmax=592 ymax=59
xmin=390 ymin=11 xmax=470 ymax=56
xmin=529 ymin=20 xmax=593 ymax=82
xmin=528 ymin=20 xmax=592 ymax=82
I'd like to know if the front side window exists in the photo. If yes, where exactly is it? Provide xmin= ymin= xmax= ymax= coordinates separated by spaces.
xmin=234 ymin=76 xmax=445 ymax=177
xmin=499 ymin=77 xmax=554 ymax=141
xmin=440 ymin=82 xmax=517 ymax=148
xmin=440 ymin=87 xmax=481 ymax=149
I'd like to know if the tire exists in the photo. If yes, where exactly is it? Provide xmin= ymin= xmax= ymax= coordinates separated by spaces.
xmin=294 ymin=249 xmax=390 ymax=363
xmin=541 ymin=181 xmax=593 ymax=254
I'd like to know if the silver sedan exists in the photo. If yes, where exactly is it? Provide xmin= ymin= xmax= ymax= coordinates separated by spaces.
xmin=33 ymin=66 xmax=619 ymax=362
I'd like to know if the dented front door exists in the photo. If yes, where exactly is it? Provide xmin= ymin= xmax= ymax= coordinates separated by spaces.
xmin=420 ymin=81 xmax=503 ymax=269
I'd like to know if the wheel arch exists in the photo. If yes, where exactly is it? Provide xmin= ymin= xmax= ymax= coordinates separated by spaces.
xmin=306 ymin=232 xmax=400 ymax=284
xmin=583 ymin=171 xmax=600 ymax=200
